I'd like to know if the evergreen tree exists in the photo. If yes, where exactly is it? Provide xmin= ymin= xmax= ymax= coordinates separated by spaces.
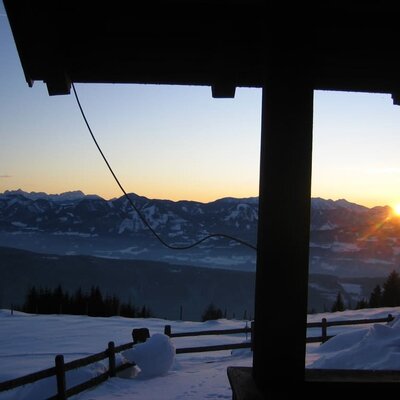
xmin=104 ymin=295 xmax=120 ymax=317
xmin=382 ymin=270 xmax=400 ymax=307
xmin=88 ymin=286 xmax=104 ymax=316
xmin=138 ymin=305 xmax=152 ymax=318
xmin=39 ymin=287 xmax=52 ymax=314
xmin=355 ymin=298 xmax=368 ymax=309
xmin=20 ymin=285 xmax=149 ymax=318
xmin=72 ymin=287 xmax=87 ymax=315
xmin=331 ymin=291 xmax=345 ymax=312
xmin=54 ymin=284 xmax=64 ymax=314
xmin=120 ymin=302 xmax=136 ymax=318
xmin=368 ymin=284 xmax=382 ymax=308
xmin=201 ymin=303 xmax=223 ymax=321
xmin=24 ymin=286 xmax=39 ymax=314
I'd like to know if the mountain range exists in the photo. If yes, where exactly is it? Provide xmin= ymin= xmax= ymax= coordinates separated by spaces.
xmin=1 ymin=189 xmax=400 ymax=277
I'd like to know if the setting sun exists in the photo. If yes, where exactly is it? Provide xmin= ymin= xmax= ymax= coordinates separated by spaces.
xmin=393 ymin=204 xmax=400 ymax=216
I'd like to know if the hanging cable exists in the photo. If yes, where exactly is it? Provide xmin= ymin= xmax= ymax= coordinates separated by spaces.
xmin=71 ymin=82 xmax=257 ymax=251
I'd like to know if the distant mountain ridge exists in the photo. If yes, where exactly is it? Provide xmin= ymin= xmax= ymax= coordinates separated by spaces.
xmin=0 ymin=189 xmax=258 ymax=239
xmin=2 ymin=189 xmax=102 ymax=202
xmin=0 ymin=189 xmax=399 ymax=276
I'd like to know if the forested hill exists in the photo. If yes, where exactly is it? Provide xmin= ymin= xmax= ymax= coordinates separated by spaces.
xmin=0 ymin=246 xmax=255 ymax=321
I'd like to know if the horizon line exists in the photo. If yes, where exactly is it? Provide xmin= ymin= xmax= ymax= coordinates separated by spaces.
xmin=0 ymin=187 xmax=393 ymax=209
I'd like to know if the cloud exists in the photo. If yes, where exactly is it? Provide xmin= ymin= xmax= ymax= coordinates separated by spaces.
xmin=0 ymin=175 xmax=12 ymax=178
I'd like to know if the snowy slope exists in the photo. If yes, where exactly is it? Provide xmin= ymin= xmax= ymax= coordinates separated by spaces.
xmin=0 ymin=311 xmax=252 ymax=400
xmin=307 ymin=307 xmax=400 ymax=370
xmin=2 ymin=308 xmax=400 ymax=399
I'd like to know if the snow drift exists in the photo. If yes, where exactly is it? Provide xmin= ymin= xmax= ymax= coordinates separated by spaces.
xmin=122 ymin=333 xmax=175 ymax=378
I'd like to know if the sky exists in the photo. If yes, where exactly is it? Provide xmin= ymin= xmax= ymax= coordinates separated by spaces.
xmin=2 ymin=6 xmax=400 ymax=207
xmin=1 ymin=308 xmax=400 ymax=399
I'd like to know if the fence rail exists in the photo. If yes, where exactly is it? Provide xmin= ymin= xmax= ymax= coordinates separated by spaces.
xmin=306 ymin=313 xmax=394 ymax=343
xmin=0 ymin=338 xmax=138 ymax=399
xmin=164 ymin=322 xmax=254 ymax=354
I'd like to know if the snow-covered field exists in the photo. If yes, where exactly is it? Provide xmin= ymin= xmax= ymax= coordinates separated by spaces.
xmin=1 ymin=307 xmax=400 ymax=399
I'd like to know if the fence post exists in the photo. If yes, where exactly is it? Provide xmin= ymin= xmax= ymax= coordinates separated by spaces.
xmin=321 ymin=318 xmax=327 ymax=343
xmin=388 ymin=313 xmax=393 ymax=323
xmin=132 ymin=328 xmax=150 ymax=344
xmin=164 ymin=325 xmax=172 ymax=337
xmin=108 ymin=341 xmax=116 ymax=378
xmin=55 ymin=354 xmax=66 ymax=400
xmin=250 ymin=321 xmax=255 ymax=351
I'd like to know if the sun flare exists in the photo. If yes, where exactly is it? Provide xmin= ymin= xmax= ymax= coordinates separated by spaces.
xmin=394 ymin=204 xmax=400 ymax=216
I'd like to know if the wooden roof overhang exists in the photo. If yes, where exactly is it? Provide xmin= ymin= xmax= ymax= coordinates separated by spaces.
xmin=5 ymin=1 xmax=400 ymax=98
xmin=5 ymin=1 xmax=400 ymax=396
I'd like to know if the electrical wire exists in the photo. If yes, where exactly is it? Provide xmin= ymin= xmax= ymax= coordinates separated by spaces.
xmin=71 ymin=82 xmax=257 ymax=251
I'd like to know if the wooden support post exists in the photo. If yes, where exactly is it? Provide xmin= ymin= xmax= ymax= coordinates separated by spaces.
xmin=108 ymin=341 xmax=116 ymax=377
xmin=55 ymin=354 xmax=66 ymax=400
xmin=253 ymin=74 xmax=313 ymax=393
xmin=132 ymin=328 xmax=150 ymax=344
xmin=164 ymin=325 xmax=172 ymax=337
xmin=250 ymin=321 xmax=255 ymax=352
xmin=321 ymin=318 xmax=328 ymax=343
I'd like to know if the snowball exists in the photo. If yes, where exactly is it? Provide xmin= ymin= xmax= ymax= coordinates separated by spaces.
xmin=123 ymin=333 xmax=175 ymax=377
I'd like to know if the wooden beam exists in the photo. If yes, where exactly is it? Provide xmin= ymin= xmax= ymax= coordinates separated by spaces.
xmin=227 ymin=367 xmax=264 ymax=400
xmin=211 ymin=83 xmax=236 ymax=98
xmin=253 ymin=73 xmax=313 ymax=393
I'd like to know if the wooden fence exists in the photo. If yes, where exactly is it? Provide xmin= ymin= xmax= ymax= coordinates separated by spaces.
xmin=0 ymin=328 xmax=150 ymax=400
xmin=0 ymin=315 xmax=395 ymax=398
xmin=165 ymin=322 xmax=254 ymax=354
xmin=0 ymin=341 xmax=135 ymax=399
xmin=165 ymin=314 xmax=395 ymax=352
xmin=306 ymin=313 xmax=394 ymax=343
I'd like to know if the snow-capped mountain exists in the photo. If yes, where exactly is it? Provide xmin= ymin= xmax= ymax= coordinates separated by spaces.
xmin=0 ymin=189 xmax=258 ymax=240
xmin=1 ymin=189 xmax=101 ymax=202
xmin=0 ymin=190 xmax=258 ymax=270
xmin=1 ymin=189 xmax=400 ymax=276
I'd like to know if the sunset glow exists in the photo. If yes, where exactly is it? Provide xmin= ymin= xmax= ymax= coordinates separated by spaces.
xmin=393 ymin=203 xmax=400 ymax=216
xmin=2 ymin=5 xmax=400 ymax=206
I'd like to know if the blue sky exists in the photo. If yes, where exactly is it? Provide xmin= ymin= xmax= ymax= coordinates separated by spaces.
xmin=2 ymin=5 xmax=400 ymax=207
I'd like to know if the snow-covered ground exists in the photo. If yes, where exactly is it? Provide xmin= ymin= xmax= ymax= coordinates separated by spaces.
xmin=1 ymin=307 xmax=400 ymax=399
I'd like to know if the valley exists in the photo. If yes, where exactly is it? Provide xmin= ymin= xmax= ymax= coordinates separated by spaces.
xmin=1 ymin=189 xmax=400 ymax=314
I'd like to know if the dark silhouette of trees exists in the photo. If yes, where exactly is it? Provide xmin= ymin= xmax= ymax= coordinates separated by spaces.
xmin=88 ymin=286 xmax=104 ymax=316
xmin=21 ymin=285 xmax=152 ymax=318
xmin=355 ymin=298 xmax=368 ymax=309
xmin=353 ymin=270 xmax=400 ymax=310
xmin=381 ymin=270 xmax=400 ymax=307
xmin=331 ymin=291 xmax=345 ymax=312
xmin=368 ymin=284 xmax=382 ymax=308
xmin=201 ymin=303 xmax=223 ymax=321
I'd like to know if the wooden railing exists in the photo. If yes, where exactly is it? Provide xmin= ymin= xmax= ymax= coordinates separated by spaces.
xmin=306 ymin=313 xmax=394 ymax=343
xmin=0 ymin=341 xmax=135 ymax=399
xmin=0 ymin=329 xmax=150 ymax=399
xmin=0 ymin=315 xmax=395 ymax=398
xmin=165 ymin=314 xmax=395 ymax=352
xmin=164 ymin=322 xmax=254 ymax=354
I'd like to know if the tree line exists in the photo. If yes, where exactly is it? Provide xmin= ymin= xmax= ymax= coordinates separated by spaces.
xmin=19 ymin=285 xmax=249 ymax=322
xmin=21 ymin=285 xmax=152 ymax=318
xmin=331 ymin=269 xmax=400 ymax=312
